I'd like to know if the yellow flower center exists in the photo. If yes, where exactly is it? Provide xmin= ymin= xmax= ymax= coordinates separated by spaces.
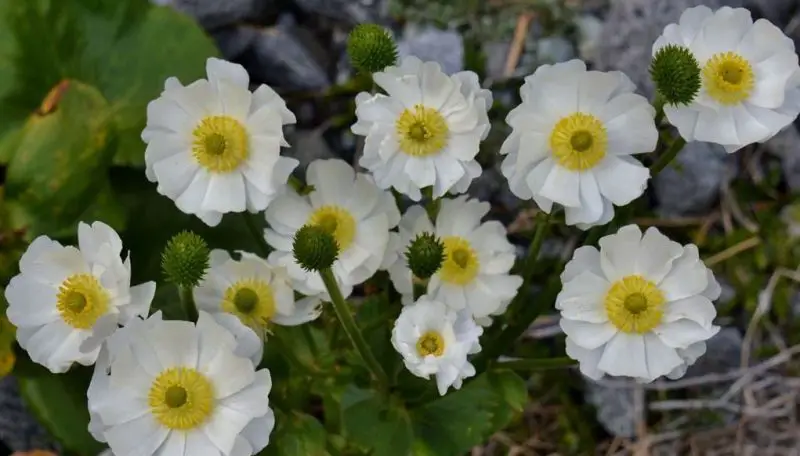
xmin=438 ymin=236 xmax=479 ymax=285
xmin=148 ymin=367 xmax=214 ymax=430
xmin=549 ymin=113 xmax=608 ymax=171
xmin=191 ymin=115 xmax=249 ymax=173
xmin=604 ymin=275 xmax=665 ymax=333
xmin=222 ymin=279 xmax=276 ymax=333
xmin=307 ymin=205 xmax=357 ymax=251
xmin=702 ymin=52 xmax=754 ymax=105
xmin=416 ymin=330 xmax=445 ymax=357
xmin=396 ymin=104 xmax=449 ymax=157
xmin=56 ymin=274 xmax=109 ymax=329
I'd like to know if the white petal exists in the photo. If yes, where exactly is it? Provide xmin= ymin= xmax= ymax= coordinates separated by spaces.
xmin=598 ymin=224 xmax=642 ymax=281
xmin=560 ymin=319 xmax=617 ymax=350
xmin=662 ymin=295 xmax=717 ymax=328
xmin=557 ymin=271 xmax=610 ymax=323
xmin=593 ymin=156 xmax=649 ymax=206
xmin=654 ymin=320 xmax=720 ymax=349
xmin=104 ymin=415 xmax=169 ymax=456
xmin=206 ymin=57 xmax=250 ymax=88
xmin=635 ymin=227 xmax=684 ymax=283
xmin=596 ymin=332 xmax=649 ymax=379
xmin=658 ymin=245 xmax=709 ymax=301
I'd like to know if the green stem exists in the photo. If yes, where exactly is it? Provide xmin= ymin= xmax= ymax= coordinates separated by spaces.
xmin=412 ymin=282 xmax=427 ymax=301
xmin=179 ymin=285 xmax=198 ymax=322
xmin=422 ymin=187 xmax=440 ymax=221
xmin=474 ymin=213 xmax=551 ymax=370
xmin=650 ymin=136 xmax=687 ymax=176
xmin=496 ymin=357 xmax=575 ymax=372
xmin=288 ymin=174 xmax=304 ymax=192
xmin=653 ymin=93 xmax=666 ymax=127
xmin=300 ymin=324 xmax=319 ymax=358
xmin=319 ymin=268 xmax=388 ymax=388
xmin=243 ymin=212 xmax=272 ymax=258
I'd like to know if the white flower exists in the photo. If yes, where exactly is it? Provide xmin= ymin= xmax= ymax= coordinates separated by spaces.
xmin=88 ymin=311 xmax=275 ymax=456
xmin=653 ymin=6 xmax=800 ymax=153
xmin=4 ymin=221 xmax=155 ymax=373
xmin=391 ymin=297 xmax=482 ymax=395
xmin=265 ymin=159 xmax=400 ymax=299
xmin=386 ymin=196 xmax=522 ymax=324
xmin=500 ymin=59 xmax=658 ymax=229
xmin=558 ymin=224 xmax=721 ymax=382
xmin=142 ymin=57 xmax=298 ymax=226
xmin=193 ymin=249 xmax=322 ymax=364
xmin=352 ymin=56 xmax=492 ymax=201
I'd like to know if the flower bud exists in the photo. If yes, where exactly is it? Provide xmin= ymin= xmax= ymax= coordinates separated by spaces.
xmin=650 ymin=44 xmax=701 ymax=106
xmin=405 ymin=232 xmax=445 ymax=280
xmin=161 ymin=231 xmax=210 ymax=287
xmin=347 ymin=24 xmax=398 ymax=74
xmin=293 ymin=225 xmax=339 ymax=272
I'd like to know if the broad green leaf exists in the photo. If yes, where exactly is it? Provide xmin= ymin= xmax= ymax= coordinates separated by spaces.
xmin=410 ymin=370 xmax=527 ymax=456
xmin=341 ymin=386 xmax=413 ymax=456
xmin=0 ymin=0 xmax=217 ymax=165
xmin=261 ymin=410 xmax=329 ymax=456
xmin=16 ymin=360 xmax=104 ymax=456
xmin=4 ymin=81 xmax=116 ymax=237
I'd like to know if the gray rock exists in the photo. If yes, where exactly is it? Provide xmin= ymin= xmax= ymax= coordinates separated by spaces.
xmin=293 ymin=0 xmax=388 ymax=25
xmin=687 ymin=327 xmax=742 ymax=377
xmin=654 ymin=141 xmax=735 ymax=216
xmin=397 ymin=24 xmax=464 ymax=75
xmin=484 ymin=41 xmax=511 ymax=80
xmin=576 ymin=14 xmax=604 ymax=61
xmin=532 ymin=36 xmax=576 ymax=64
xmin=594 ymin=0 xmax=745 ymax=97
xmin=764 ymin=127 xmax=800 ymax=191
xmin=586 ymin=380 xmax=637 ymax=438
xmin=158 ymin=0 xmax=259 ymax=30
xmin=244 ymin=19 xmax=330 ymax=91
xmin=746 ymin=0 xmax=797 ymax=28
xmin=211 ymin=26 xmax=260 ymax=60
xmin=287 ymin=129 xmax=336 ymax=178
xmin=0 ymin=377 xmax=57 ymax=452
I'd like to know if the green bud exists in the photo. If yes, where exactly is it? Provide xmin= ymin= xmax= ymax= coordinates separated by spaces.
xmin=293 ymin=225 xmax=339 ymax=272
xmin=347 ymin=24 xmax=398 ymax=74
xmin=650 ymin=44 xmax=701 ymax=106
xmin=405 ymin=232 xmax=445 ymax=280
xmin=161 ymin=231 xmax=210 ymax=287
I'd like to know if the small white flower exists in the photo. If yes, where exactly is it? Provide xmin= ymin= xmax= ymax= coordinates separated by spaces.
xmin=500 ymin=59 xmax=658 ymax=229
xmin=142 ymin=57 xmax=298 ymax=226
xmin=386 ymin=196 xmax=522 ymax=323
xmin=4 ymin=221 xmax=155 ymax=373
xmin=193 ymin=249 xmax=322 ymax=364
xmin=391 ymin=297 xmax=482 ymax=395
xmin=265 ymin=159 xmax=400 ymax=299
xmin=653 ymin=6 xmax=800 ymax=153
xmin=352 ymin=56 xmax=492 ymax=200
xmin=558 ymin=224 xmax=721 ymax=382
xmin=88 ymin=311 xmax=275 ymax=456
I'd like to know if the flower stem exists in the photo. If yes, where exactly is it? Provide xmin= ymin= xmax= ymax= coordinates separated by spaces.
xmin=179 ymin=285 xmax=198 ymax=322
xmin=653 ymin=93 xmax=666 ymax=127
xmin=243 ymin=212 xmax=272 ymax=258
xmin=650 ymin=136 xmax=687 ymax=176
xmin=422 ymin=187 xmax=440 ymax=221
xmin=288 ymin=174 xmax=304 ymax=192
xmin=474 ymin=212 xmax=551 ymax=370
xmin=319 ymin=268 xmax=388 ymax=388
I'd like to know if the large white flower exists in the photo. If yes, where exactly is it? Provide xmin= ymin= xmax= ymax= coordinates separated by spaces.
xmin=386 ymin=196 xmax=521 ymax=324
xmin=558 ymin=224 xmax=721 ymax=382
xmin=265 ymin=159 xmax=400 ymax=299
xmin=500 ymin=59 xmax=658 ymax=229
xmin=193 ymin=249 xmax=322 ymax=364
xmin=4 ymin=221 xmax=155 ymax=373
xmin=352 ymin=56 xmax=492 ymax=200
xmin=142 ymin=57 xmax=298 ymax=226
xmin=653 ymin=6 xmax=800 ymax=153
xmin=391 ymin=297 xmax=482 ymax=395
xmin=88 ymin=311 xmax=275 ymax=456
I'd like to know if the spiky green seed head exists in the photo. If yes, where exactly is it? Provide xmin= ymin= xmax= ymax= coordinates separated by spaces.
xmin=405 ymin=232 xmax=445 ymax=280
xmin=347 ymin=24 xmax=398 ymax=74
xmin=161 ymin=231 xmax=210 ymax=287
xmin=650 ymin=44 xmax=701 ymax=106
xmin=293 ymin=225 xmax=339 ymax=272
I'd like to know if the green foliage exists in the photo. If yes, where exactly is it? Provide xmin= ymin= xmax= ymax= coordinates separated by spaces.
xmin=14 ymin=356 xmax=104 ymax=455
xmin=161 ymin=231 xmax=210 ymax=287
xmin=262 ymin=411 xmax=329 ymax=456
xmin=342 ymin=387 xmax=414 ymax=456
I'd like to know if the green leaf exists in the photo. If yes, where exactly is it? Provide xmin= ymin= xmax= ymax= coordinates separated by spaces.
xmin=261 ymin=410 xmax=329 ymax=456
xmin=0 ymin=0 xmax=217 ymax=165
xmin=4 ymin=80 xmax=117 ymax=237
xmin=16 ymin=362 xmax=105 ymax=456
xmin=341 ymin=386 xmax=413 ymax=456
xmin=410 ymin=370 xmax=527 ymax=456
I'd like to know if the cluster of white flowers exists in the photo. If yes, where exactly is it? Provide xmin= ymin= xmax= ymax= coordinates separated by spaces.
xmin=3 ymin=6 xmax=800 ymax=456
